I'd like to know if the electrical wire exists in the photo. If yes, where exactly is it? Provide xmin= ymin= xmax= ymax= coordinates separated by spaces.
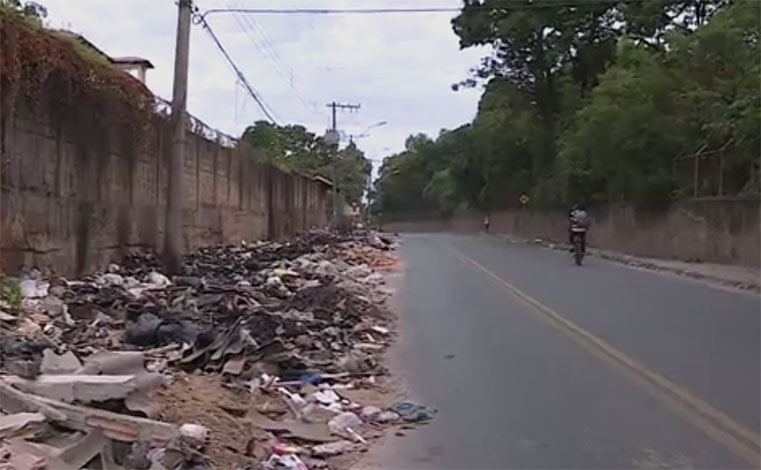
xmin=229 ymin=0 xmax=294 ymax=86
xmin=195 ymin=13 xmax=282 ymax=123
xmin=227 ymin=0 xmax=328 ymax=121
xmin=200 ymin=1 xmax=629 ymax=19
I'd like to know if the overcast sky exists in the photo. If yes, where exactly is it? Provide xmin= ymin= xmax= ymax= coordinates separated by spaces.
xmin=41 ymin=0 xmax=487 ymax=170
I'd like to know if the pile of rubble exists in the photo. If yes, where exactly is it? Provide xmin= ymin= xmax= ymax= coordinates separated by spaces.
xmin=0 ymin=231 xmax=425 ymax=470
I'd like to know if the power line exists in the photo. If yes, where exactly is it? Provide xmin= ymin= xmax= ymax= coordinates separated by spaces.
xmin=194 ymin=13 xmax=282 ymax=124
xmin=227 ymin=0 xmax=327 ymax=121
xmin=200 ymin=2 xmax=628 ymax=19
xmin=229 ymin=0 xmax=293 ymax=86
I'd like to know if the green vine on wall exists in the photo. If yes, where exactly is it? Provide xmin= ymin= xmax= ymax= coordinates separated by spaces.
xmin=0 ymin=3 xmax=155 ymax=138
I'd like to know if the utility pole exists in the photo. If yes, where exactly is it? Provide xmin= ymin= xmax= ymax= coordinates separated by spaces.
xmin=325 ymin=101 xmax=360 ymax=226
xmin=165 ymin=0 xmax=193 ymax=274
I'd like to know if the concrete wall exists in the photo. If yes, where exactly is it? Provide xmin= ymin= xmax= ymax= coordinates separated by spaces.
xmin=383 ymin=200 xmax=761 ymax=267
xmin=0 ymin=89 xmax=330 ymax=275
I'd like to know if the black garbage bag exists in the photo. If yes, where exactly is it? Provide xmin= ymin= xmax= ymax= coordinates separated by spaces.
xmin=125 ymin=313 xmax=211 ymax=347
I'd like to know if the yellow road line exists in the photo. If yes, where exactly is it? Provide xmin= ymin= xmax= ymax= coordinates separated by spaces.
xmin=449 ymin=246 xmax=761 ymax=468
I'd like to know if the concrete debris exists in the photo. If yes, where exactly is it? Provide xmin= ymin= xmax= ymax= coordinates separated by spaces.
xmin=0 ymin=412 xmax=46 ymax=439
xmin=6 ymin=374 xmax=138 ymax=403
xmin=263 ymin=453 xmax=309 ymax=470
xmin=375 ymin=411 xmax=400 ymax=424
xmin=360 ymin=406 xmax=382 ymax=421
xmin=20 ymin=280 xmax=49 ymax=300
xmin=0 ymin=310 xmax=18 ymax=322
xmin=312 ymin=389 xmax=340 ymax=406
xmin=0 ymin=231 xmax=401 ymax=469
xmin=327 ymin=412 xmax=362 ymax=435
xmin=179 ymin=423 xmax=208 ymax=447
xmin=40 ymin=350 xmax=82 ymax=375
xmin=311 ymin=440 xmax=362 ymax=458
xmin=17 ymin=318 xmax=42 ymax=339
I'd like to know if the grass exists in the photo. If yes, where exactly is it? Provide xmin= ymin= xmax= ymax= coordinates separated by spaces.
xmin=1 ymin=276 xmax=22 ymax=312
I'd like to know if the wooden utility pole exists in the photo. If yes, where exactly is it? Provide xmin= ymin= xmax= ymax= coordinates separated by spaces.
xmin=325 ymin=101 xmax=360 ymax=226
xmin=164 ymin=0 xmax=193 ymax=273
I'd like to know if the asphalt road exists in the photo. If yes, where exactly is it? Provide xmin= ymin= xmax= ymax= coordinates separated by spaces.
xmin=366 ymin=233 xmax=760 ymax=469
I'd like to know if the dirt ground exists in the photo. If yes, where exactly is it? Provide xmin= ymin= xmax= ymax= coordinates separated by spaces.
xmin=155 ymin=372 xmax=404 ymax=470
xmin=156 ymin=374 xmax=268 ymax=469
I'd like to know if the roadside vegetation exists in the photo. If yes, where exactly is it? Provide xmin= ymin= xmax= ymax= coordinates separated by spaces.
xmin=372 ymin=0 xmax=760 ymax=219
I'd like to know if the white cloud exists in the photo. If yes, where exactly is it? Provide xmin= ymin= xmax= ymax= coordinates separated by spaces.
xmin=40 ymin=0 xmax=488 ymax=168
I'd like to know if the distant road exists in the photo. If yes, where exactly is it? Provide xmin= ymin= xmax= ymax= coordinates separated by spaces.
xmin=368 ymin=233 xmax=760 ymax=469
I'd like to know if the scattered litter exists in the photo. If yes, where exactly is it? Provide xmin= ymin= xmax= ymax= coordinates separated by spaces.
xmin=312 ymin=440 xmax=362 ymax=457
xmin=179 ymin=423 xmax=208 ymax=447
xmin=328 ymin=411 xmax=362 ymax=433
xmin=0 ymin=231 xmax=400 ymax=469
xmin=263 ymin=453 xmax=310 ymax=470
xmin=0 ymin=310 xmax=18 ymax=322
xmin=360 ymin=406 xmax=382 ymax=421
xmin=370 ymin=326 xmax=390 ymax=335
xmin=147 ymin=272 xmax=172 ymax=287
xmin=376 ymin=411 xmax=400 ymax=423
xmin=390 ymin=400 xmax=437 ymax=422
xmin=19 ymin=279 xmax=48 ymax=299
xmin=313 ymin=389 xmax=341 ymax=406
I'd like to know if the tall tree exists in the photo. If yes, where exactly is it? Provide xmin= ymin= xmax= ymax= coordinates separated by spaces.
xmin=242 ymin=122 xmax=371 ymax=205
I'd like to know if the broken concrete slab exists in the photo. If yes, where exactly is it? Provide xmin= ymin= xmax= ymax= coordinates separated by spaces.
xmin=125 ymin=390 xmax=161 ymax=419
xmin=57 ymin=429 xmax=108 ymax=469
xmin=76 ymin=351 xmax=146 ymax=376
xmin=0 ymin=382 xmax=67 ymax=421
xmin=0 ymin=413 xmax=46 ymax=439
xmin=0 ymin=383 xmax=178 ymax=446
xmin=41 ymin=350 xmax=82 ymax=375
xmin=7 ymin=375 xmax=137 ymax=404
xmin=2 ymin=439 xmax=76 ymax=470
xmin=6 ymin=447 xmax=47 ymax=470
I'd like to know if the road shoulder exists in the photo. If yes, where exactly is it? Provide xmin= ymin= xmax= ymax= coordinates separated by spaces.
xmin=498 ymin=234 xmax=760 ymax=293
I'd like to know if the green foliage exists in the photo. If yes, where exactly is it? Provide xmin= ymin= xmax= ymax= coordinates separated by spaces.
xmin=374 ymin=0 xmax=759 ymax=219
xmin=1 ymin=0 xmax=46 ymax=21
xmin=336 ymin=142 xmax=372 ymax=205
xmin=559 ymin=41 xmax=684 ymax=204
xmin=560 ymin=1 xmax=760 ymax=204
xmin=242 ymin=122 xmax=371 ymax=205
xmin=1 ymin=277 xmax=21 ymax=313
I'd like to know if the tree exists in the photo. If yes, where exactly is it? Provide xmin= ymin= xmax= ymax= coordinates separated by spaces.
xmin=452 ymin=0 xmax=622 ymax=175
xmin=336 ymin=142 xmax=372 ymax=205
xmin=559 ymin=41 xmax=685 ymax=205
xmin=559 ymin=0 xmax=760 ymax=204
xmin=242 ymin=122 xmax=371 ymax=205
xmin=373 ymin=1 xmax=755 ymax=219
xmin=1 ymin=0 xmax=47 ymax=18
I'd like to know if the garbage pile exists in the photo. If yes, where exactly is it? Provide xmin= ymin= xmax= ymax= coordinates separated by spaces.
xmin=0 ymin=231 xmax=424 ymax=470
